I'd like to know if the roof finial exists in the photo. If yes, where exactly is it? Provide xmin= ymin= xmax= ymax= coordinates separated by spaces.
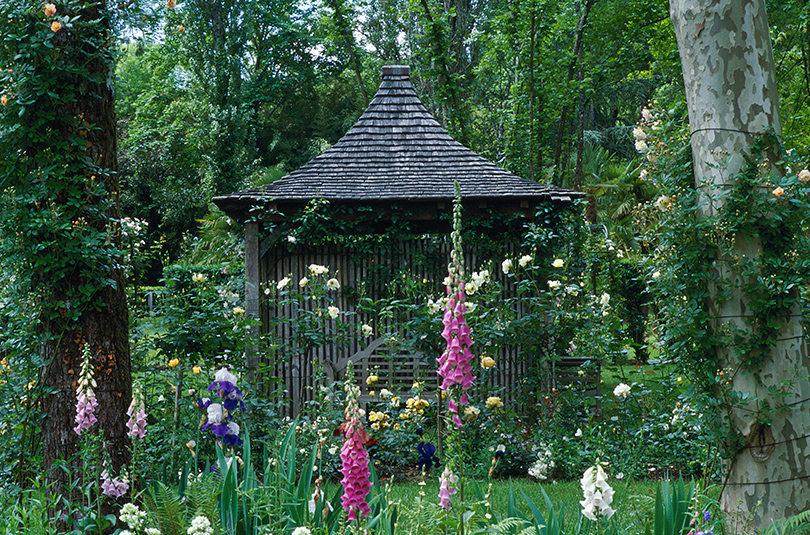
xmin=382 ymin=65 xmax=410 ymax=77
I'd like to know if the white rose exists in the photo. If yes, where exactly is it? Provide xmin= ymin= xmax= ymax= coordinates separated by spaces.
xmin=502 ymin=259 xmax=513 ymax=274
xmin=613 ymin=383 xmax=631 ymax=398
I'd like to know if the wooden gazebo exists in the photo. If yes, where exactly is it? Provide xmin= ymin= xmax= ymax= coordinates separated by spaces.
xmin=213 ymin=65 xmax=584 ymax=414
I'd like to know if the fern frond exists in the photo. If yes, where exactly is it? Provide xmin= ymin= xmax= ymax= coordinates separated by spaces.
xmin=489 ymin=516 xmax=531 ymax=535
xmin=772 ymin=509 xmax=810 ymax=535
xmin=145 ymin=481 xmax=187 ymax=535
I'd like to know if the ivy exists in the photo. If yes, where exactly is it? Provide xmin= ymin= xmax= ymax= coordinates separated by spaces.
xmin=0 ymin=1 xmax=123 ymax=326
xmin=644 ymin=104 xmax=810 ymax=460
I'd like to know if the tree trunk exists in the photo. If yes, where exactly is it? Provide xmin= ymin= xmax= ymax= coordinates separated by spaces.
xmin=419 ymin=0 xmax=469 ymax=145
xmin=552 ymin=0 xmax=595 ymax=186
xmin=327 ymin=0 xmax=370 ymax=106
xmin=671 ymin=0 xmax=810 ymax=526
xmin=37 ymin=0 xmax=132 ymax=521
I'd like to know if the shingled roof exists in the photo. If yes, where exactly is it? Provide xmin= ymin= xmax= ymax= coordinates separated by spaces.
xmin=213 ymin=65 xmax=582 ymax=223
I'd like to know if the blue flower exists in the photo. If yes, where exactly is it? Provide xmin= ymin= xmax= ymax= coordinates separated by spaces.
xmin=417 ymin=441 xmax=440 ymax=471
xmin=208 ymin=380 xmax=246 ymax=412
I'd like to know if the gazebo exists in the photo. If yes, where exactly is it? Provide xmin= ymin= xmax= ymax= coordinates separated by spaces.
xmin=213 ymin=65 xmax=584 ymax=415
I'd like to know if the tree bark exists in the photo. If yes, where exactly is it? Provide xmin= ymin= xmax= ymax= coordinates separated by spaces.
xmin=552 ymin=0 xmax=595 ymax=186
xmin=419 ymin=0 xmax=469 ymax=145
xmin=671 ymin=0 xmax=810 ymax=526
xmin=327 ymin=0 xmax=370 ymax=106
xmin=38 ymin=0 xmax=132 ymax=521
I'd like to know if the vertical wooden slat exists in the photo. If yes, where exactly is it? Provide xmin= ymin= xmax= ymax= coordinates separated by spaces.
xmin=260 ymin=234 xmax=538 ymax=417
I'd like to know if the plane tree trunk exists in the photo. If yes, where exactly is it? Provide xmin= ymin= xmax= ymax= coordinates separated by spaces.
xmin=671 ymin=0 xmax=810 ymax=526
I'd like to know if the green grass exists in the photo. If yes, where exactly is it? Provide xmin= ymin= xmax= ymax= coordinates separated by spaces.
xmin=359 ymin=477 xmax=660 ymax=533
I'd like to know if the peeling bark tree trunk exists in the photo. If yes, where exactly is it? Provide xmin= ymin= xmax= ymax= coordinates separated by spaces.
xmin=671 ymin=0 xmax=810 ymax=526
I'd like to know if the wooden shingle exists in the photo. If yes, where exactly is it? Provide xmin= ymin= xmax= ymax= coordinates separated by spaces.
xmin=213 ymin=65 xmax=582 ymax=223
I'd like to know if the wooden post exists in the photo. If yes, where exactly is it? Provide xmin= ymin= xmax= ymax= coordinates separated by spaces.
xmin=245 ymin=221 xmax=261 ymax=374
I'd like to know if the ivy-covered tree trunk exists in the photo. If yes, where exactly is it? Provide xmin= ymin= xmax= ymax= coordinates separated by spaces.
xmin=671 ymin=0 xmax=810 ymax=525
xmin=0 ymin=0 xmax=131 ymax=516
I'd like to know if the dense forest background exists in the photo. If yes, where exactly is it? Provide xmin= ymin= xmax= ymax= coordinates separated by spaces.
xmin=115 ymin=0 xmax=810 ymax=279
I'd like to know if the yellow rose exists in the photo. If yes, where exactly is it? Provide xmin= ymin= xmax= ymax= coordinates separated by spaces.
xmin=168 ymin=358 xmax=179 ymax=368
xmin=192 ymin=366 xmax=202 ymax=374
xmin=366 ymin=374 xmax=378 ymax=385
xmin=486 ymin=396 xmax=503 ymax=410
xmin=480 ymin=356 xmax=495 ymax=368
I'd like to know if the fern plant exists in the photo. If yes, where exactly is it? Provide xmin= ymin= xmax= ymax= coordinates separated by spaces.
xmin=769 ymin=509 xmax=810 ymax=535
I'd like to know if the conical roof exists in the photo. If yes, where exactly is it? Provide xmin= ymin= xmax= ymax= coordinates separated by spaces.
xmin=213 ymin=65 xmax=582 ymax=222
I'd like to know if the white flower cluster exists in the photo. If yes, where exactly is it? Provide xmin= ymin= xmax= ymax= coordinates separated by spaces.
xmin=579 ymin=463 xmax=615 ymax=521
xmin=291 ymin=527 xmax=312 ymax=535
xmin=427 ymin=297 xmax=447 ymax=314
xmin=187 ymin=515 xmax=214 ymax=535
xmin=308 ymin=264 xmax=329 ymax=275
xmin=119 ymin=503 xmax=161 ymax=534
xmin=466 ymin=269 xmax=490 ymax=294
xmin=528 ymin=447 xmax=555 ymax=480
xmin=119 ymin=503 xmax=147 ymax=531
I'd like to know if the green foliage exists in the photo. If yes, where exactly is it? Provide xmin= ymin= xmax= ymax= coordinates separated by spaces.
xmin=0 ymin=0 xmax=123 ymax=322
xmin=647 ymin=478 xmax=693 ymax=535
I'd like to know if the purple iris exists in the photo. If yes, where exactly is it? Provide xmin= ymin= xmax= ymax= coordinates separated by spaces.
xmin=208 ymin=380 xmax=246 ymax=412
xmin=417 ymin=441 xmax=440 ymax=471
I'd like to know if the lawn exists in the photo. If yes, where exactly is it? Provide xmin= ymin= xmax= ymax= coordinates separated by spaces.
xmin=381 ymin=478 xmax=661 ymax=532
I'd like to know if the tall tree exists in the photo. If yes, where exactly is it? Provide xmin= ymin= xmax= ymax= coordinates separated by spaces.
xmin=671 ymin=0 xmax=810 ymax=525
xmin=0 ymin=0 xmax=131 ymax=514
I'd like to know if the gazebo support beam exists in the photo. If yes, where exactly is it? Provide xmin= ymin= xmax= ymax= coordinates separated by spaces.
xmin=245 ymin=221 xmax=261 ymax=373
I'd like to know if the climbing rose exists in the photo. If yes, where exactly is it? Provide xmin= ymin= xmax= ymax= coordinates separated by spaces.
xmin=486 ymin=396 xmax=503 ymax=409
xmin=50 ymin=21 xmax=61 ymax=32
xmin=613 ymin=383 xmax=631 ymax=398
xmin=772 ymin=186 xmax=784 ymax=197
xmin=501 ymin=259 xmax=512 ymax=274
xmin=44 ymin=3 xmax=57 ymax=16
xmin=799 ymin=169 xmax=810 ymax=183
